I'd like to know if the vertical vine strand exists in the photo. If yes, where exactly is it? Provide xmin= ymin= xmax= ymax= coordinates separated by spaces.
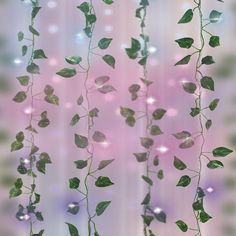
xmin=121 ymin=1 xmax=167 ymax=235
xmin=10 ymin=1 xmax=59 ymax=236
xmin=56 ymin=0 xmax=116 ymax=235
xmin=174 ymin=1 xmax=233 ymax=235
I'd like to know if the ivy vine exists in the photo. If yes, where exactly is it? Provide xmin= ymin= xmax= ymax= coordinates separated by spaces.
xmin=121 ymin=0 xmax=167 ymax=235
xmin=174 ymin=0 xmax=233 ymax=235
xmin=56 ymin=1 xmax=116 ymax=236
xmin=10 ymin=1 xmax=59 ymax=236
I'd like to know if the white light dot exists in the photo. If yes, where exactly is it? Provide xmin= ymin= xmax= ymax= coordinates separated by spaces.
xmin=120 ymin=43 xmax=128 ymax=49
xmin=23 ymin=158 xmax=30 ymax=165
xmin=14 ymin=58 xmax=23 ymax=65
xmin=156 ymin=145 xmax=169 ymax=153
xmin=167 ymin=108 xmax=178 ymax=117
xmin=20 ymin=214 xmax=30 ymax=221
xmin=23 ymin=0 xmax=31 ymax=4
xmin=68 ymin=203 xmax=77 ymax=208
xmin=24 ymin=106 xmax=34 ymax=115
xmin=154 ymin=207 xmax=162 ymax=214
xmin=207 ymin=187 xmax=214 ymax=193
xmin=100 ymin=141 xmax=111 ymax=148
xmin=48 ymin=24 xmax=59 ymax=34
xmin=104 ymin=25 xmax=113 ymax=32
xmin=104 ymin=8 xmax=113 ymax=16
xmin=148 ymin=46 xmax=157 ymax=54
xmin=146 ymin=97 xmax=156 ymax=105
xmin=48 ymin=58 xmax=58 ymax=66
xmin=47 ymin=1 xmax=57 ymax=8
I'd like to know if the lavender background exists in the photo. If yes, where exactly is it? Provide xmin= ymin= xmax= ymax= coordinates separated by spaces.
xmin=0 ymin=0 xmax=236 ymax=235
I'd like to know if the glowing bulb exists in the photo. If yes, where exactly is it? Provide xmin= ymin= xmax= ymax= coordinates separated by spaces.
xmin=146 ymin=97 xmax=156 ymax=105
xmin=48 ymin=24 xmax=59 ymax=34
xmin=47 ymin=1 xmax=57 ymax=8
xmin=23 ymin=158 xmax=30 ymax=165
xmin=154 ymin=207 xmax=162 ymax=214
xmin=100 ymin=141 xmax=111 ymax=148
xmin=156 ymin=145 xmax=169 ymax=153
xmin=104 ymin=8 xmax=113 ymax=16
xmin=24 ymin=106 xmax=34 ymax=115
xmin=148 ymin=46 xmax=157 ymax=54
xmin=14 ymin=58 xmax=23 ymax=65
xmin=20 ymin=214 xmax=30 ymax=221
xmin=206 ymin=187 xmax=214 ymax=193
xmin=68 ymin=203 xmax=77 ymax=209
xmin=104 ymin=25 xmax=113 ymax=32
xmin=167 ymin=108 xmax=178 ymax=117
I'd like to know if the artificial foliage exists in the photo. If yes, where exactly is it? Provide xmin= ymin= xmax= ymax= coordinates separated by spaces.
xmin=121 ymin=0 xmax=167 ymax=235
xmin=174 ymin=0 xmax=233 ymax=235
xmin=10 ymin=0 xmax=59 ymax=236
xmin=56 ymin=0 xmax=116 ymax=235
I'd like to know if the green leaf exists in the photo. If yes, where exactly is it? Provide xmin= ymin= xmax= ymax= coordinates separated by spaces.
xmin=98 ymin=85 xmax=116 ymax=94
xmin=176 ymin=220 xmax=188 ymax=232
xmin=209 ymin=10 xmax=222 ymax=23
xmin=40 ymin=152 xmax=52 ymax=164
xmin=11 ymin=141 xmax=23 ymax=152
xmin=142 ymin=215 xmax=154 ymax=227
xmin=98 ymin=159 xmax=114 ymax=170
xmin=190 ymin=107 xmax=200 ymax=117
xmin=32 ymin=230 xmax=44 ymax=236
xmin=150 ymin=125 xmax=163 ymax=136
xmin=95 ymin=176 xmax=114 ymax=187
xmin=207 ymin=160 xmax=224 ymax=169
xmin=77 ymin=95 xmax=84 ymax=105
xmin=172 ymin=131 xmax=191 ymax=140
xmin=77 ymin=2 xmax=90 ymax=13
xmin=18 ymin=32 xmax=24 ymax=41
xmin=205 ymin=120 xmax=212 ymax=130
xmin=177 ymin=175 xmax=191 ymax=187
xmin=38 ymin=118 xmax=50 ymax=128
xmin=70 ymin=114 xmax=80 ymax=126
xmin=175 ymin=38 xmax=194 ymax=49
xmin=66 ymin=223 xmax=79 ymax=236
xmin=34 ymin=49 xmax=47 ymax=59
xmin=56 ymin=68 xmax=77 ymax=78
xmin=9 ymin=187 xmax=22 ymax=198
xmin=153 ymin=156 xmax=159 ymax=166
xmin=32 ymin=7 xmax=41 ymax=18
xmin=89 ymin=108 xmax=99 ymax=117
xmin=27 ymin=63 xmax=40 ymax=74
xmin=128 ymin=84 xmax=141 ymax=93
xmin=69 ymin=177 xmax=80 ymax=189
xmin=44 ymin=94 xmax=59 ymax=106
xmin=209 ymin=36 xmax=220 ymax=48
xmin=95 ymin=76 xmax=110 ymax=86
xmin=174 ymin=156 xmax=187 ymax=170
xmin=179 ymin=138 xmax=194 ymax=149
xmin=141 ymin=193 xmax=150 ymax=205
xmin=96 ymin=201 xmax=111 ymax=216
xmin=103 ymin=0 xmax=113 ymax=4
xmin=201 ymin=56 xmax=215 ymax=65
xmin=17 ymin=164 xmax=27 ymax=174
xmin=86 ymin=14 xmax=97 ymax=24
xmin=212 ymin=147 xmax=233 ymax=157
xmin=74 ymin=160 xmax=88 ymax=169
xmin=16 ymin=76 xmax=30 ymax=86
xmin=209 ymin=99 xmax=219 ymax=111
xmin=152 ymin=108 xmax=166 ymax=120
xmin=182 ymin=81 xmax=197 ymax=94
xmin=125 ymin=48 xmax=138 ymax=59
xmin=13 ymin=91 xmax=27 ymax=103
xmin=138 ymin=56 xmax=148 ymax=66
xmin=178 ymin=9 xmax=193 ymax=24
xmin=74 ymin=134 xmax=88 ymax=149
xmin=92 ymin=131 xmax=106 ymax=142
xmin=22 ymin=45 xmax=28 ymax=56
xmin=142 ymin=176 xmax=153 ymax=186
xmin=175 ymin=55 xmax=191 ymax=66
xmin=36 ymin=160 xmax=46 ymax=174
xmin=98 ymin=38 xmax=112 ymax=49
xmin=192 ymin=199 xmax=203 ymax=211
xmin=140 ymin=137 xmax=154 ymax=149
xmin=44 ymin=85 xmax=54 ymax=96
xmin=154 ymin=211 xmax=167 ymax=223
xmin=14 ymin=178 xmax=23 ymax=189
xmin=29 ymin=25 xmax=40 ymax=36
xmin=36 ymin=212 xmax=44 ymax=221
xmin=157 ymin=170 xmax=164 ymax=180
xmin=65 ymin=56 xmax=82 ymax=65
xmin=120 ymin=107 xmax=135 ymax=118
xmin=199 ymin=211 xmax=212 ymax=223
xmin=126 ymin=116 xmax=136 ymax=127
xmin=131 ymin=38 xmax=141 ymax=51
xmin=133 ymin=152 xmax=147 ymax=162
xmin=67 ymin=202 xmax=79 ymax=215
xmin=102 ymin=55 xmax=115 ymax=68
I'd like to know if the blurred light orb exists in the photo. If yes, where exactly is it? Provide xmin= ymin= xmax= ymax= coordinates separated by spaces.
xmin=68 ymin=203 xmax=77 ymax=209
xmin=48 ymin=58 xmax=58 ymax=66
xmin=14 ymin=58 xmax=23 ymax=65
xmin=206 ymin=187 xmax=214 ymax=193
xmin=19 ymin=214 xmax=30 ymax=221
xmin=104 ymin=25 xmax=113 ymax=32
xmin=65 ymin=102 xmax=73 ymax=109
xmin=23 ymin=0 xmax=31 ymax=4
xmin=24 ymin=106 xmax=34 ymax=115
xmin=100 ymin=141 xmax=111 ymax=148
xmin=22 ymin=158 xmax=30 ymax=165
xmin=157 ymin=145 xmax=169 ymax=153
xmin=146 ymin=97 xmax=156 ymax=105
xmin=47 ymin=1 xmax=57 ymax=8
xmin=48 ymin=24 xmax=59 ymax=34
xmin=148 ymin=46 xmax=157 ymax=54
xmin=182 ymin=2 xmax=192 ymax=10
xmin=104 ymin=8 xmax=113 ymax=16
xmin=154 ymin=207 xmax=162 ymax=214
xmin=167 ymin=108 xmax=178 ymax=117
xmin=121 ymin=43 xmax=128 ymax=49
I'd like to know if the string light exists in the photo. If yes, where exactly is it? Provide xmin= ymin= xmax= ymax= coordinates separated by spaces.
xmin=146 ymin=97 xmax=156 ymax=105
xmin=104 ymin=8 xmax=113 ymax=16
xmin=47 ymin=1 xmax=57 ymax=9
xmin=148 ymin=46 xmax=157 ymax=54
xmin=13 ymin=58 xmax=23 ymax=65
xmin=48 ymin=24 xmax=59 ymax=34
xmin=156 ymin=145 xmax=169 ymax=153
xmin=154 ymin=207 xmax=162 ymax=214
xmin=206 ymin=187 xmax=214 ymax=194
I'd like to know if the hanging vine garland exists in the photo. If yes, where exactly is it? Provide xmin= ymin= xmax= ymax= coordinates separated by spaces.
xmin=10 ymin=1 xmax=59 ymax=236
xmin=121 ymin=0 xmax=167 ymax=235
xmin=174 ymin=0 xmax=233 ymax=234
xmin=56 ymin=1 xmax=115 ymax=235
